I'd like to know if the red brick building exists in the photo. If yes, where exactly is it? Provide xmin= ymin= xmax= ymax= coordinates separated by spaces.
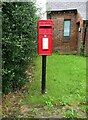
xmin=47 ymin=1 xmax=88 ymax=55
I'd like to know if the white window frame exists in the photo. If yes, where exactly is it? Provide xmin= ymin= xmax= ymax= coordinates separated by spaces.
xmin=64 ymin=20 xmax=71 ymax=39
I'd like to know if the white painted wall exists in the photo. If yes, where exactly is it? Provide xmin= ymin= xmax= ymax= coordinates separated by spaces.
xmin=36 ymin=0 xmax=47 ymax=20
xmin=47 ymin=0 xmax=87 ymax=2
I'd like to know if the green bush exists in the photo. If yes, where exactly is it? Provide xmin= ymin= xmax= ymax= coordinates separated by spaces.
xmin=80 ymin=42 xmax=84 ymax=56
xmin=2 ymin=2 xmax=39 ymax=94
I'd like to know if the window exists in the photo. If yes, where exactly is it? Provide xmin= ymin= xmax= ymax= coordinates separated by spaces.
xmin=64 ymin=20 xmax=71 ymax=39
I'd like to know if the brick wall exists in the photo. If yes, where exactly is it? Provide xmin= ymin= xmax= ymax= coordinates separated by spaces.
xmin=47 ymin=10 xmax=83 ymax=54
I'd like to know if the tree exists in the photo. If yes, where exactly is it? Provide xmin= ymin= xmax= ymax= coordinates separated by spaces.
xmin=2 ymin=2 xmax=39 ymax=94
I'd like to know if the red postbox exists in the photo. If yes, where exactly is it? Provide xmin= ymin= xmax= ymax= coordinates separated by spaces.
xmin=38 ymin=20 xmax=53 ymax=56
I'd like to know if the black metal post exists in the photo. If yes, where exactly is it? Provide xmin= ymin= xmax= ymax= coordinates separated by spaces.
xmin=42 ymin=55 xmax=46 ymax=94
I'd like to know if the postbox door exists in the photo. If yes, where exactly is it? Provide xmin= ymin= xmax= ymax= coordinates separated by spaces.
xmin=38 ymin=35 xmax=52 ymax=55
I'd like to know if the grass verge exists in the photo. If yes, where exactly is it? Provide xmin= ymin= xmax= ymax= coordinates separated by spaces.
xmin=24 ymin=54 xmax=86 ymax=107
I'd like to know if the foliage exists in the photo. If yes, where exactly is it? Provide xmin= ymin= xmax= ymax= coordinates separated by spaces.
xmin=43 ymin=96 xmax=54 ymax=108
xmin=80 ymin=42 xmax=85 ymax=56
xmin=2 ymin=2 xmax=39 ymax=94
xmin=58 ymin=97 xmax=70 ymax=106
xmin=64 ymin=109 xmax=79 ymax=118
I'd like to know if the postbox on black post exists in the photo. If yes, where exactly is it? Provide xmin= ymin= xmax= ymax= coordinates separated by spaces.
xmin=38 ymin=20 xmax=53 ymax=94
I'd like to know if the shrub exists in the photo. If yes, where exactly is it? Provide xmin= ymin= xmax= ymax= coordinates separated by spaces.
xmin=2 ymin=2 xmax=39 ymax=94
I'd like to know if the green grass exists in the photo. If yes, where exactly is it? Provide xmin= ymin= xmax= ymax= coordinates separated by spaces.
xmin=24 ymin=53 xmax=86 ymax=106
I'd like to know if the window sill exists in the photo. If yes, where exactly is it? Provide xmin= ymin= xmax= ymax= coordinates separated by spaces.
xmin=63 ymin=37 xmax=70 ymax=42
xmin=63 ymin=39 xmax=70 ymax=43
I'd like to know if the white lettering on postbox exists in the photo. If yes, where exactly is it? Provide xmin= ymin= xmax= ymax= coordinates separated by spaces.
xmin=42 ymin=38 xmax=48 ymax=49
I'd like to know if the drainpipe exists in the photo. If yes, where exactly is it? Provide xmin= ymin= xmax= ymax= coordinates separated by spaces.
xmin=83 ymin=20 xmax=88 ymax=55
xmin=83 ymin=21 xmax=87 ymax=47
xmin=77 ymin=20 xmax=83 ymax=55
